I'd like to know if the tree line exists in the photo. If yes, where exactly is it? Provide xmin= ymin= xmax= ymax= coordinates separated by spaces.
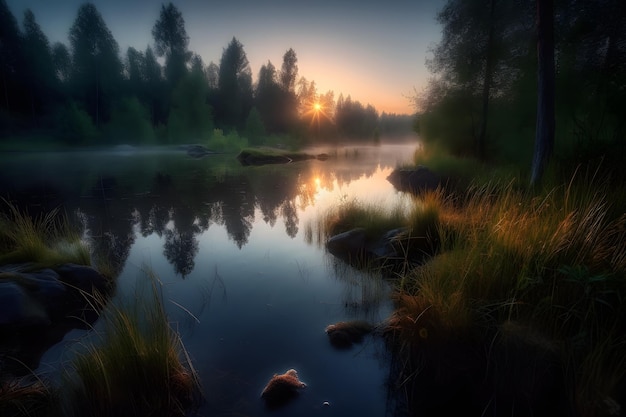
xmin=0 ymin=1 xmax=413 ymax=147
xmin=416 ymin=0 xmax=625 ymax=183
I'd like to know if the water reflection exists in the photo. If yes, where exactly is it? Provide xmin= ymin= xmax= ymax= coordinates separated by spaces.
xmin=0 ymin=143 xmax=419 ymax=416
xmin=0 ymin=145 xmax=415 ymax=277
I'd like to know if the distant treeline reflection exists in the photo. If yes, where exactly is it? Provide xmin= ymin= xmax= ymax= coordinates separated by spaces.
xmin=0 ymin=151 xmax=383 ymax=278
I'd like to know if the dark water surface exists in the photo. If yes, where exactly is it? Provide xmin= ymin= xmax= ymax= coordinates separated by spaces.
xmin=0 ymin=143 xmax=418 ymax=416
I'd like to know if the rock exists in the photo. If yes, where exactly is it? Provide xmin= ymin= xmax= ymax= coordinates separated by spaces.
xmin=261 ymin=369 xmax=306 ymax=407
xmin=55 ymin=263 xmax=109 ymax=295
xmin=369 ymin=227 xmax=411 ymax=259
xmin=0 ymin=264 xmax=108 ymax=329
xmin=326 ymin=228 xmax=367 ymax=261
xmin=0 ymin=281 xmax=50 ymax=326
xmin=327 ymin=227 xmax=426 ymax=268
xmin=184 ymin=145 xmax=216 ymax=158
xmin=387 ymin=166 xmax=442 ymax=194
xmin=325 ymin=320 xmax=374 ymax=349
xmin=0 ymin=264 xmax=109 ymax=376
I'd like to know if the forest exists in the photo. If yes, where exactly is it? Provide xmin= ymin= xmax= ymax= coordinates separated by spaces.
xmin=415 ymin=0 xmax=624 ymax=183
xmin=0 ymin=1 xmax=413 ymax=149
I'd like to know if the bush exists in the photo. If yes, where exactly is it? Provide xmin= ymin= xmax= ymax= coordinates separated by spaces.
xmin=104 ymin=97 xmax=155 ymax=145
xmin=55 ymin=102 xmax=98 ymax=145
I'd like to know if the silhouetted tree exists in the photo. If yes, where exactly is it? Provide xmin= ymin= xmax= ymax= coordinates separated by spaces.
xmin=52 ymin=42 xmax=71 ymax=84
xmin=216 ymin=37 xmax=253 ymax=131
xmin=143 ymin=45 xmax=167 ymax=125
xmin=69 ymin=3 xmax=122 ymax=128
xmin=276 ymin=48 xmax=300 ymax=132
xmin=335 ymin=95 xmax=378 ymax=139
xmin=244 ymin=106 xmax=265 ymax=145
xmin=531 ymin=0 xmax=555 ymax=185
xmin=0 ymin=0 xmax=24 ymax=119
xmin=125 ymin=47 xmax=144 ymax=96
xmin=152 ymin=2 xmax=190 ymax=88
xmin=254 ymin=61 xmax=282 ymax=132
xmin=21 ymin=9 xmax=57 ymax=121
xmin=206 ymin=61 xmax=219 ymax=90
xmin=167 ymin=54 xmax=213 ymax=142
xmin=280 ymin=48 xmax=298 ymax=92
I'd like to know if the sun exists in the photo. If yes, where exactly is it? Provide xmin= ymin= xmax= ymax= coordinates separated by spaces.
xmin=313 ymin=102 xmax=322 ymax=111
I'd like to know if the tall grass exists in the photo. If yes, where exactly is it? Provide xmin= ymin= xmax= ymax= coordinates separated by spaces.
xmin=386 ymin=176 xmax=626 ymax=415
xmin=62 ymin=268 xmax=202 ymax=417
xmin=0 ymin=377 xmax=59 ymax=417
xmin=0 ymin=198 xmax=90 ymax=268
xmin=315 ymin=172 xmax=626 ymax=414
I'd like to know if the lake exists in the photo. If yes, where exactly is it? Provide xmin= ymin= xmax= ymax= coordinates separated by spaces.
xmin=0 ymin=142 xmax=419 ymax=416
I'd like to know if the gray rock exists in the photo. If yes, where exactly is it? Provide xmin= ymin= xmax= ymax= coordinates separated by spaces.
xmin=0 ymin=281 xmax=50 ymax=326
xmin=55 ymin=263 xmax=108 ymax=295
xmin=387 ymin=166 xmax=442 ymax=194
xmin=370 ymin=227 xmax=411 ymax=259
xmin=326 ymin=228 xmax=368 ymax=260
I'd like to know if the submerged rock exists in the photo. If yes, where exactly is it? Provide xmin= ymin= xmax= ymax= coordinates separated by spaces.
xmin=183 ymin=144 xmax=216 ymax=158
xmin=261 ymin=369 xmax=306 ymax=407
xmin=325 ymin=320 xmax=375 ymax=349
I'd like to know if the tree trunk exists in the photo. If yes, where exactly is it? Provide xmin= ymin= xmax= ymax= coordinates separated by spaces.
xmin=530 ymin=0 xmax=556 ymax=186
xmin=478 ymin=0 xmax=497 ymax=161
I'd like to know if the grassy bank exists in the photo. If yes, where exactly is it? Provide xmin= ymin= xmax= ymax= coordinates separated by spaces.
xmin=0 ymin=203 xmax=201 ymax=416
xmin=317 ymin=172 xmax=626 ymax=415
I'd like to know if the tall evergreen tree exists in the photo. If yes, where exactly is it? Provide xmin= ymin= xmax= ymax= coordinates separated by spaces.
xmin=22 ymin=9 xmax=57 ymax=120
xmin=152 ymin=2 xmax=190 ymax=88
xmin=52 ymin=42 xmax=71 ymax=84
xmin=255 ymin=61 xmax=282 ymax=132
xmin=69 ymin=3 xmax=123 ymax=128
xmin=143 ymin=45 xmax=167 ymax=125
xmin=280 ymin=48 xmax=298 ymax=93
xmin=0 ymin=0 xmax=24 ymax=118
xmin=216 ymin=37 xmax=252 ymax=130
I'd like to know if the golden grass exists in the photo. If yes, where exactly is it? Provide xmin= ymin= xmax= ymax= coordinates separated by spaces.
xmin=384 ymin=175 xmax=626 ymax=415
xmin=0 ymin=378 xmax=59 ymax=417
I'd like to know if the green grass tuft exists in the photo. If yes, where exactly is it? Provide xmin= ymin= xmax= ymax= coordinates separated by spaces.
xmin=62 ymin=267 xmax=202 ymax=417
xmin=0 ymin=199 xmax=91 ymax=268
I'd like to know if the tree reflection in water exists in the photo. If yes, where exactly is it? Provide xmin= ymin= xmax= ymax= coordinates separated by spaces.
xmin=0 ymin=145 xmax=416 ymax=278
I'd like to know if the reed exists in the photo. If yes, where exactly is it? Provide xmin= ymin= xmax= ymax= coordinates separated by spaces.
xmin=62 ymin=268 xmax=202 ymax=417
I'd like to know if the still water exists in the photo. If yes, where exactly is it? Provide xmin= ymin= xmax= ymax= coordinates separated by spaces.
xmin=0 ymin=142 xmax=418 ymax=416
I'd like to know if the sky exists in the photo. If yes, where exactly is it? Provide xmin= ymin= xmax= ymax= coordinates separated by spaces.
xmin=6 ymin=0 xmax=444 ymax=115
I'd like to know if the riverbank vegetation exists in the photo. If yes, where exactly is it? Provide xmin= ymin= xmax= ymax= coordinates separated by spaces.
xmin=0 ymin=198 xmax=90 ymax=268
xmin=0 ymin=1 xmax=414 ymax=151
xmin=316 ymin=0 xmax=626 ymax=414
xmin=0 ymin=203 xmax=201 ymax=416
xmin=62 ymin=268 xmax=202 ymax=417
xmin=317 ymin=170 xmax=626 ymax=415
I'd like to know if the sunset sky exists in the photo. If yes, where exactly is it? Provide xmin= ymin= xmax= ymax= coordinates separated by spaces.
xmin=6 ymin=0 xmax=444 ymax=115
